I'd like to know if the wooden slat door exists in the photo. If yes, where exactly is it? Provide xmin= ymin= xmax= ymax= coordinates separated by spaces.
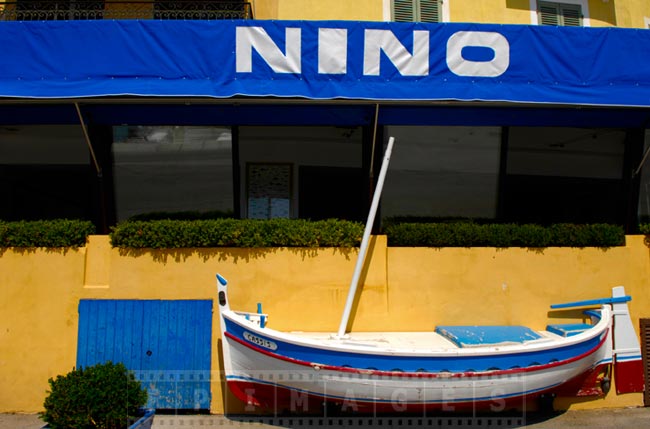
xmin=77 ymin=299 xmax=213 ymax=410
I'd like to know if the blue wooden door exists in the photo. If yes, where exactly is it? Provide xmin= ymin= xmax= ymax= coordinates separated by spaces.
xmin=77 ymin=299 xmax=212 ymax=410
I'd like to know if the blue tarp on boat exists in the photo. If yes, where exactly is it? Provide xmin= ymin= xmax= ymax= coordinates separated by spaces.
xmin=1 ymin=20 xmax=650 ymax=107
xmin=436 ymin=325 xmax=542 ymax=347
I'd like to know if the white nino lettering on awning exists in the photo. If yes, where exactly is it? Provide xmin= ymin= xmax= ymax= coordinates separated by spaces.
xmin=236 ymin=26 xmax=510 ymax=78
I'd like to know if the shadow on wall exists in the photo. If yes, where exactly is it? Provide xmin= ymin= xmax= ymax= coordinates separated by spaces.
xmin=116 ymin=246 xmax=359 ymax=264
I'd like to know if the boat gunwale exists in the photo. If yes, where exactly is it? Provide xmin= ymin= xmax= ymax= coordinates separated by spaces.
xmin=220 ymin=305 xmax=611 ymax=358
xmin=223 ymin=327 xmax=611 ymax=379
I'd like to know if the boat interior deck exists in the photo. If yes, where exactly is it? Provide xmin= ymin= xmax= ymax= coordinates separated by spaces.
xmin=287 ymin=329 xmax=564 ymax=351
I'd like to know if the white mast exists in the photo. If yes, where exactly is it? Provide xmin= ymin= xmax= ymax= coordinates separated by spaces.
xmin=337 ymin=136 xmax=395 ymax=338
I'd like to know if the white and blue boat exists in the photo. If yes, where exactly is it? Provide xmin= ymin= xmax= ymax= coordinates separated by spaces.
xmin=217 ymin=276 xmax=643 ymax=413
xmin=216 ymin=138 xmax=644 ymax=413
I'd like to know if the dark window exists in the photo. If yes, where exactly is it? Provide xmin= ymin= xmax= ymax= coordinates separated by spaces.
xmin=0 ymin=165 xmax=93 ymax=221
xmin=502 ymin=175 xmax=623 ymax=224
xmin=299 ymin=166 xmax=365 ymax=222
xmin=0 ymin=125 xmax=93 ymax=221
xmin=238 ymin=126 xmax=364 ymax=221
xmin=382 ymin=126 xmax=502 ymax=220
xmin=112 ymin=126 xmax=234 ymax=221
xmin=503 ymin=127 xmax=625 ymax=224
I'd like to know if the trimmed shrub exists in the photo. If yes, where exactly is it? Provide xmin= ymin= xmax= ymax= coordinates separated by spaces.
xmin=41 ymin=361 xmax=147 ymax=429
xmin=385 ymin=222 xmax=625 ymax=248
xmin=109 ymin=218 xmax=364 ymax=249
xmin=0 ymin=219 xmax=95 ymax=247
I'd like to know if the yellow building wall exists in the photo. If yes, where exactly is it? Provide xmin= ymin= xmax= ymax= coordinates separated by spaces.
xmin=0 ymin=248 xmax=86 ymax=413
xmin=613 ymin=0 xmax=650 ymax=28
xmin=250 ymin=0 xmax=650 ymax=28
xmin=1 ymin=235 xmax=648 ymax=413
xmin=262 ymin=0 xmax=384 ymax=21
xmin=448 ymin=0 xmax=530 ymax=25
xmin=452 ymin=1 xmax=616 ymax=27
xmin=251 ymin=0 xmax=278 ymax=20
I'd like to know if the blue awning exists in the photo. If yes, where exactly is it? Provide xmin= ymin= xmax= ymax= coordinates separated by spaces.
xmin=1 ymin=20 xmax=650 ymax=107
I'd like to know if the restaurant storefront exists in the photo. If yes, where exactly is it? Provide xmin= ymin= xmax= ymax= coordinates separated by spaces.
xmin=1 ymin=20 xmax=650 ymax=232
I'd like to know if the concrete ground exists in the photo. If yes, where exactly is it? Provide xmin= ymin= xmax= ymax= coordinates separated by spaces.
xmin=2 ymin=407 xmax=649 ymax=429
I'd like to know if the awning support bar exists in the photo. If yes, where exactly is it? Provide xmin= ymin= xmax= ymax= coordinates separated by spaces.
xmin=75 ymin=103 xmax=102 ymax=176
xmin=634 ymin=144 xmax=650 ymax=177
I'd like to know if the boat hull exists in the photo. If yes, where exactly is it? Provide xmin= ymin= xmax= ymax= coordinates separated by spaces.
xmin=221 ymin=319 xmax=612 ymax=413
xmin=213 ymin=276 xmax=645 ymax=414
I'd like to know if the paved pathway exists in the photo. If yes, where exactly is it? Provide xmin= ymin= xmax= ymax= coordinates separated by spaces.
xmin=2 ymin=407 xmax=648 ymax=429
xmin=152 ymin=408 xmax=650 ymax=428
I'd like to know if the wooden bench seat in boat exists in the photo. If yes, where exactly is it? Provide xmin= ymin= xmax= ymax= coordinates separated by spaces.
xmin=545 ymin=323 xmax=593 ymax=337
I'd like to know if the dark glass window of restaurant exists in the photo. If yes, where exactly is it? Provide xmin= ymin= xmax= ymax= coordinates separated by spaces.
xmin=503 ymin=127 xmax=625 ymax=224
xmin=238 ymin=126 xmax=364 ymax=221
xmin=0 ymin=125 xmax=93 ymax=221
xmin=111 ymin=126 xmax=234 ymax=222
xmin=382 ymin=126 xmax=502 ymax=220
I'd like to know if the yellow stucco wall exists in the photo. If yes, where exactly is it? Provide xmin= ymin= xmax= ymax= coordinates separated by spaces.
xmin=0 ymin=247 xmax=86 ymax=413
xmin=1 ymin=235 xmax=648 ymax=413
xmin=266 ymin=0 xmax=384 ymax=21
xmin=448 ymin=0 xmax=531 ymax=25
xmin=449 ymin=1 xmax=620 ymax=27
xmin=609 ymin=0 xmax=650 ymax=28
xmin=251 ymin=0 xmax=650 ymax=28
xmin=251 ymin=0 xmax=278 ymax=20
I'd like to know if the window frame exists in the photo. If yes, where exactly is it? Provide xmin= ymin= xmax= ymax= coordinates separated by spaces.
xmin=388 ymin=0 xmax=448 ymax=23
xmin=530 ymin=0 xmax=589 ymax=27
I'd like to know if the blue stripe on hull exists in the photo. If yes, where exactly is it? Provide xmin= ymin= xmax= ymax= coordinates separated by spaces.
xmin=224 ymin=318 xmax=602 ymax=373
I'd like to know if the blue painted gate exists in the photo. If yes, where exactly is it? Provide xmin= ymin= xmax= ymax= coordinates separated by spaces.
xmin=77 ymin=299 xmax=212 ymax=410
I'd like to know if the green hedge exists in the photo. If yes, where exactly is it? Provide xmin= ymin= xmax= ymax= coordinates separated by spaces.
xmin=109 ymin=218 xmax=364 ymax=248
xmin=0 ymin=219 xmax=96 ymax=247
xmin=384 ymin=222 xmax=625 ymax=247
xmin=0 ymin=218 xmax=630 ymax=248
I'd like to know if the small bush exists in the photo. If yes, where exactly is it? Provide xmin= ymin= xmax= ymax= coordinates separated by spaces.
xmin=109 ymin=218 xmax=364 ymax=249
xmin=385 ymin=222 xmax=625 ymax=247
xmin=41 ymin=361 xmax=147 ymax=429
xmin=0 ymin=219 xmax=95 ymax=247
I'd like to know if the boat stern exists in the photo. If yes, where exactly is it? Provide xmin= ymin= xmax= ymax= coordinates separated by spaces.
xmin=611 ymin=286 xmax=645 ymax=394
